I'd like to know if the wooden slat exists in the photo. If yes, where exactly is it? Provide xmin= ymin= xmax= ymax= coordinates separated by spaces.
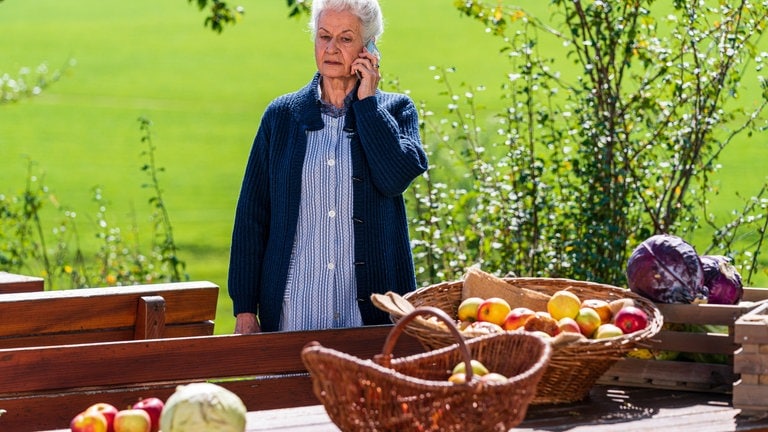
xmin=742 ymin=287 xmax=768 ymax=302
xmin=0 ymin=272 xmax=44 ymax=293
xmin=598 ymin=357 xmax=735 ymax=392
xmin=0 ymin=322 xmax=215 ymax=348
xmin=656 ymin=302 xmax=756 ymax=325
xmin=734 ymin=350 xmax=768 ymax=374
xmin=649 ymin=330 xmax=737 ymax=354
xmin=0 ymin=326 xmax=423 ymax=394
xmin=0 ymin=281 xmax=218 ymax=338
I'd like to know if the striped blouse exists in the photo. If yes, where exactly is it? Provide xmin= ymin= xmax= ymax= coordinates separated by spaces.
xmin=278 ymin=94 xmax=363 ymax=331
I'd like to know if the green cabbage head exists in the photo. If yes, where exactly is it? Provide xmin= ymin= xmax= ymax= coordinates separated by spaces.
xmin=160 ymin=382 xmax=247 ymax=432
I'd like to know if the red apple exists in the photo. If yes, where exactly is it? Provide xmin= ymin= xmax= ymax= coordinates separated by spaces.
xmin=476 ymin=297 xmax=512 ymax=326
xmin=113 ymin=409 xmax=151 ymax=432
xmin=70 ymin=409 xmax=108 ymax=432
xmin=132 ymin=397 xmax=164 ymax=432
xmin=85 ymin=403 xmax=118 ymax=432
xmin=613 ymin=306 xmax=649 ymax=334
xmin=557 ymin=317 xmax=581 ymax=334
xmin=502 ymin=307 xmax=535 ymax=331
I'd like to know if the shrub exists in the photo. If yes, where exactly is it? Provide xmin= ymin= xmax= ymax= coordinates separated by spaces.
xmin=405 ymin=0 xmax=768 ymax=287
xmin=0 ymin=117 xmax=187 ymax=289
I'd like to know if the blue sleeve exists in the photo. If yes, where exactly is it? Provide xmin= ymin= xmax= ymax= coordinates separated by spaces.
xmin=354 ymin=94 xmax=428 ymax=197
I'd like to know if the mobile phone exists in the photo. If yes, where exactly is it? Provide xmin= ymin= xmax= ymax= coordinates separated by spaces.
xmin=366 ymin=40 xmax=381 ymax=61
xmin=356 ymin=40 xmax=381 ymax=79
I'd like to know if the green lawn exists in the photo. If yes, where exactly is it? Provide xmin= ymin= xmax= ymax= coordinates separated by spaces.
xmin=2 ymin=1 xmax=767 ymax=334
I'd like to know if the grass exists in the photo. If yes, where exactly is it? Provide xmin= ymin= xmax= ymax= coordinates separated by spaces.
xmin=2 ymin=1 xmax=767 ymax=333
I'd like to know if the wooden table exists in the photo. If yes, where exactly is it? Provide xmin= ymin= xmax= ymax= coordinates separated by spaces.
xmin=242 ymin=385 xmax=768 ymax=432
xmin=37 ymin=384 xmax=768 ymax=431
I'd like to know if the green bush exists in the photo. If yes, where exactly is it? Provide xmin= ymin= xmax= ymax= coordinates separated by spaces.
xmin=406 ymin=0 xmax=768 ymax=287
xmin=0 ymin=118 xmax=187 ymax=289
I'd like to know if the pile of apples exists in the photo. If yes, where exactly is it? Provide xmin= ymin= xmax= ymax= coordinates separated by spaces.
xmin=70 ymin=397 xmax=163 ymax=432
xmin=447 ymin=359 xmax=508 ymax=384
xmin=456 ymin=290 xmax=649 ymax=339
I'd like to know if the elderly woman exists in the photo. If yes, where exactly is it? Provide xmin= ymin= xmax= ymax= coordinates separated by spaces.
xmin=228 ymin=0 xmax=428 ymax=333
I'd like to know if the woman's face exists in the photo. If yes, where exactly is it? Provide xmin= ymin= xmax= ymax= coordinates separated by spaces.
xmin=314 ymin=9 xmax=365 ymax=80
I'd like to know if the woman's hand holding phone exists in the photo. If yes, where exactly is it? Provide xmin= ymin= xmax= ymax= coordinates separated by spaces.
xmin=354 ymin=40 xmax=381 ymax=100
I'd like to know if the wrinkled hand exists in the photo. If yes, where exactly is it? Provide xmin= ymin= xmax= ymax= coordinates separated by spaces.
xmin=234 ymin=312 xmax=262 ymax=334
xmin=352 ymin=47 xmax=380 ymax=100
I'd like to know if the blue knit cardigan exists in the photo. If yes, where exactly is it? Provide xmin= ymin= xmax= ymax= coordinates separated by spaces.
xmin=228 ymin=73 xmax=428 ymax=332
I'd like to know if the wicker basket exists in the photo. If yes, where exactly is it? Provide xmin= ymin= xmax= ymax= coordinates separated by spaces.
xmin=301 ymin=306 xmax=552 ymax=432
xmin=373 ymin=277 xmax=663 ymax=405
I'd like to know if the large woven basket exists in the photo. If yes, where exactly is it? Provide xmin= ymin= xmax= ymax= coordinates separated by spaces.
xmin=373 ymin=277 xmax=663 ymax=405
xmin=301 ymin=306 xmax=552 ymax=432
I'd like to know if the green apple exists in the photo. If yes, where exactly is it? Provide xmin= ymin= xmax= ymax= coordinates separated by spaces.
xmin=114 ymin=409 xmax=151 ymax=432
xmin=575 ymin=307 xmax=602 ymax=337
xmin=451 ymin=359 xmax=489 ymax=377
xmin=594 ymin=323 xmax=624 ymax=339
xmin=457 ymin=297 xmax=484 ymax=322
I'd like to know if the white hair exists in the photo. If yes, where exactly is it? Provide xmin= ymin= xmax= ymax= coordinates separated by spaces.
xmin=309 ymin=0 xmax=384 ymax=44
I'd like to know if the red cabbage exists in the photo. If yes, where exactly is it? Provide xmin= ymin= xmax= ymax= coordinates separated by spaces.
xmin=626 ymin=234 xmax=705 ymax=304
xmin=700 ymin=255 xmax=743 ymax=305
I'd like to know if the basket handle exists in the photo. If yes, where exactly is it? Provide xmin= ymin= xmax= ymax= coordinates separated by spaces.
xmin=376 ymin=306 xmax=477 ymax=382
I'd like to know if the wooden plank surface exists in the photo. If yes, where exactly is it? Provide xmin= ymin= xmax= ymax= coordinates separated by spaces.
xmin=235 ymin=385 xmax=768 ymax=432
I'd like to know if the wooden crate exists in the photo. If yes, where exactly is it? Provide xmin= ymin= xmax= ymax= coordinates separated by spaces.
xmin=598 ymin=287 xmax=768 ymax=392
xmin=733 ymin=300 xmax=768 ymax=415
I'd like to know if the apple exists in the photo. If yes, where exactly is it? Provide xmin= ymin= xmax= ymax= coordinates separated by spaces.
xmin=476 ymin=297 xmax=512 ymax=326
xmin=529 ymin=330 xmax=552 ymax=340
xmin=70 ymin=410 xmax=108 ymax=432
xmin=451 ymin=359 xmax=489 ymax=377
xmin=594 ymin=323 xmax=624 ymax=339
xmin=613 ymin=306 xmax=649 ymax=334
xmin=113 ymin=409 xmax=151 ymax=432
xmin=457 ymin=297 xmax=484 ymax=322
xmin=523 ymin=311 xmax=560 ymax=336
xmin=557 ymin=317 xmax=581 ymax=334
xmin=547 ymin=290 xmax=581 ymax=320
xmin=575 ymin=307 xmax=602 ymax=337
xmin=581 ymin=298 xmax=613 ymax=324
xmin=85 ymin=403 xmax=118 ymax=432
xmin=464 ymin=320 xmax=504 ymax=334
xmin=448 ymin=372 xmax=468 ymax=384
xmin=502 ymin=307 xmax=536 ymax=331
xmin=479 ymin=372 xmax=508 ymax=383
xmin=132 ymin=397 xmax=164 ymax=432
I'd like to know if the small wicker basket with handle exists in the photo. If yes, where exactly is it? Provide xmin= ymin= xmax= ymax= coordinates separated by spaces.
xmin=301 ymin=306 xmax=552 ymax=432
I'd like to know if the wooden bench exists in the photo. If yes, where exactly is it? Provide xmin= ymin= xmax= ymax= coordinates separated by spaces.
xmin=0 ymin=326 xmax=424 ymax=432
xmin=0 ymin=281 xmax=219 ymax=348
xmin=0 ymin=271 xmax=44 ymax=294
